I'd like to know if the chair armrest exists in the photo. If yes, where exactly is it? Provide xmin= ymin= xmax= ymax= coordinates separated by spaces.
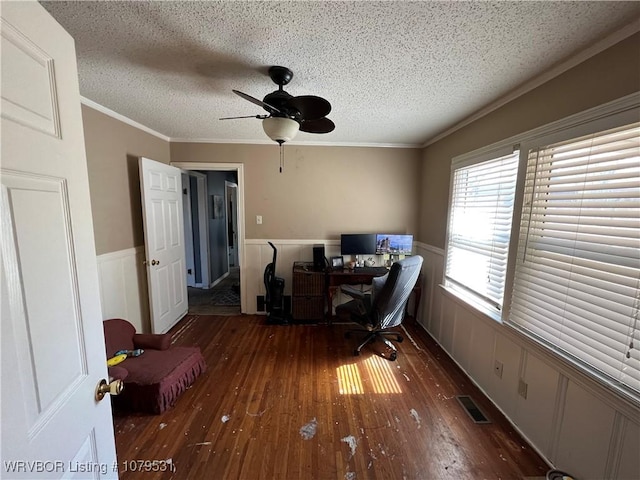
xmin=340 ymin=284 xmax=369 ymax=300
xmin=108 ymin=365 xmax=129 ymax=381
xmin=133 ymin=333 xmax=172 ymax=351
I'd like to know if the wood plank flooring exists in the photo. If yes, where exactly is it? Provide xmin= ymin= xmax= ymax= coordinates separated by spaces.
xmin=113 ymin=315 xmax=549 ymax=479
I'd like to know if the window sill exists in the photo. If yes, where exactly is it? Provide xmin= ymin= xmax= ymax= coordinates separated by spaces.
xmin=438 ymin=283 xmax=503 ymax=325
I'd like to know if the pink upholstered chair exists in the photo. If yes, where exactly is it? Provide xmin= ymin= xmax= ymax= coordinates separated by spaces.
xmin=103 ymin=319 xmax=206 ymax=414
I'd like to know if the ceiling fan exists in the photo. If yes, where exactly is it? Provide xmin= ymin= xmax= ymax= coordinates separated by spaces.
xmin=220 ymin=66 xmax=335 ymax=145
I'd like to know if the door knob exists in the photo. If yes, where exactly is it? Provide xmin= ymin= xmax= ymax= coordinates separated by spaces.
xmin=95 ymin=378 xmax=124 ymax=401
xmin=151 ymin=259 xmax=160 ymax=266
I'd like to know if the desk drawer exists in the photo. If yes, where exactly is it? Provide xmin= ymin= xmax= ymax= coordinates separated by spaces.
xmin=292 ymin=272 xmax=324 ymax=296
xmin=292 ymin=296 xmax=324 ymax=320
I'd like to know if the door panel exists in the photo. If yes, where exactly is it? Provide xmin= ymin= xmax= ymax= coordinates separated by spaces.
xmin=1 ymin=2 xmax=117 ymax=477
xmin=3 ymin=175 xmax=87 ymax=416
xmin=140 ymin=157 xmax=188 ymax=334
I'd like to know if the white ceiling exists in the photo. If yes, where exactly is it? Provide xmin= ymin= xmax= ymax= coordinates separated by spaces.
xmin=41 ymin=1 xmax=640 ymax=147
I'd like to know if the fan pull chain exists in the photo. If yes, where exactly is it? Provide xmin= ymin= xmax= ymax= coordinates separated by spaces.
xmin=279 ymin=141 xmax=284 ymax=173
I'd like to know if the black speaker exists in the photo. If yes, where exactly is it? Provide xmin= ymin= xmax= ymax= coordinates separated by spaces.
xmin=313 ymin=244 xmax=325 ymax=272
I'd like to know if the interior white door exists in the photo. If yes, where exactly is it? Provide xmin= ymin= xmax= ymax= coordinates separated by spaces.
xmin=140 ymin=157 xmax=188 ymax=334
xmin=226 ymin=182 xmax=239 ymax=268
xmin=181 ymin=172 xmax=196 ymax=287
xmin=192 ymin=172 xmax=210 ymax=288
xmin=1 ymin=2 xmax=118 ymax=478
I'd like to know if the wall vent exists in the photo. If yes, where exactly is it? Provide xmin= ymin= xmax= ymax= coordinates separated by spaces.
xmin=456 ymin=395 xmax=490 ymax=424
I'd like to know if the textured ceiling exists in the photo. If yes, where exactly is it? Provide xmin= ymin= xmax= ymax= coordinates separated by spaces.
xmin=41 ymin=1 xmax=640 ymax=146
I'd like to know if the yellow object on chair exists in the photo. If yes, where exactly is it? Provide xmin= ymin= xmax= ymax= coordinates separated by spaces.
xmin=107 ymin=353 xmax=127 ymax=366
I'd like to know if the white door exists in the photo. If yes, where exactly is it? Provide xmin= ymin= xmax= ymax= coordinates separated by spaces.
xmin=1 ymin=2 xmax=118 ymax=478
xmin=181 ymin=172 xmax=196 ymax=287
xmin=225 ymin=182 xmax=239 ymax=268
xmin=139 ymin=157 xmax=188 ymax=334
xmin=191 ymin=172 xmax=210 ymax=288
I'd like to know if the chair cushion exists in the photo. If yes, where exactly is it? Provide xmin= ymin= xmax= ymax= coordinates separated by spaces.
xmin=112 ymin=347 xmax=206 ymax=414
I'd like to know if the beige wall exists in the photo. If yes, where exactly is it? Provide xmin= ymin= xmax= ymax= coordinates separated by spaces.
xmin=81 ymin=105 xmax=171 ymax=255
xmin=420 ymin=32 xmax=640 ymax=249
xmin=170 ymin=143 xmax=422 ymax=240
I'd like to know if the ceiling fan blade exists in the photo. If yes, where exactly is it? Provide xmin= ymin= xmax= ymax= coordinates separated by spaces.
xmin=219 ymin=114 xmax=269 ymax=120
xmin=287 ymin=95 xmax=331 ymax=121
xmin=232 ymin=89 xmax=281 ymax=114
xmin=299 ymin=117 xmax=335 ymax=134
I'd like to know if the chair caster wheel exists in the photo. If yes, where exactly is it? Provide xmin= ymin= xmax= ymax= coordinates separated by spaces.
xmin=389 ymin=352 xmax=397 ymax=361
xmin=397 ymin=336 xmax=403 ymax=343
xmin=353 ymin=350 xmax=360 ymax=356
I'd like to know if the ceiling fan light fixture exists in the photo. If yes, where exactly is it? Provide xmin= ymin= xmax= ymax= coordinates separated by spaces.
xmin=262 ymin=116 xmax=299 ymax=144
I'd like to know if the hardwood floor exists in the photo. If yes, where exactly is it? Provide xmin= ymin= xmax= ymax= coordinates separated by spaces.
xmin=113 ymin=315 xmax=549 ymax=479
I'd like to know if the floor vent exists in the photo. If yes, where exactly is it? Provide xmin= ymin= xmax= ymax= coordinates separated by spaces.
xmin=456 ymin=395 xmax=491 ymax=424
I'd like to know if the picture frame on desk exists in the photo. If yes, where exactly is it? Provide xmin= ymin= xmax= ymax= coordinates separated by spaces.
xmin=330 ymin=256 xmax=344 ymax=270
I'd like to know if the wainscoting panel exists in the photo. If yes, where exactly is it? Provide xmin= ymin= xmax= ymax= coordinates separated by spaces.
xmin=490 ymin=332 xmax=521 ymax=420
xmin=413 ymin=243 xmax=443 ymax=336
xmin=555 ymin=381 xmax=615 ymax=478
xmin=413 ymin=241 xmax=640 ymax=479
xmin=466 ymin=316 xmax=496 ymax=396
xmin=96 ymin=246 xmax=149 ymax=333
xmin=514 ymin=351 xmax=559 ymax=458
xmin=617 ymin=418 xmax=640 ymax=479
xmin=439 ymin=294 xmax=456 ymax=355
xmin=452 ymin=305 xmax=472 ymax=372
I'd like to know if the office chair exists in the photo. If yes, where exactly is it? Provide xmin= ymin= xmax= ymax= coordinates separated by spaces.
xmin=336 ymin=255 xmax=423 ymax=361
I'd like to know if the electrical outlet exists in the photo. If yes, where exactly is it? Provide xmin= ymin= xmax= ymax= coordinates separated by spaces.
xmin=494 ymin=360 xmax=503 ymax=379
xmin=518 ymin=379 xmax=528 ymax=399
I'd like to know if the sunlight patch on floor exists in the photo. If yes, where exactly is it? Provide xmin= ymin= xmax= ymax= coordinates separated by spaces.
xmin=337 ymin=363 xmax=364 ymax=394
xmin=363 ymin=355 xmax=402 ymax=394
xmin=337 ymin=356 xmax=402 ymax=394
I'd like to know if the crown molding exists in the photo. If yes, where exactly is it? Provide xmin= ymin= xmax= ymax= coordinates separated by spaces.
xmin=169 ymin=137 xmax=420 ymax=148
xmin=80 ymin=97 xmax=171 ymax=142
xmin=421 ymin=17 xmax=640 ymax=148
xmin=80 ymin=100 xmax=419 ymax=148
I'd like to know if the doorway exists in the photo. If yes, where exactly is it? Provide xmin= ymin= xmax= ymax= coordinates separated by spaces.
xmin=182 ymin=171 xmax=210 ymax=288
xmin=175 ymin=163 xmax=245 ymax=315
xmin=225 ymin=181 xmax=239 ymax=268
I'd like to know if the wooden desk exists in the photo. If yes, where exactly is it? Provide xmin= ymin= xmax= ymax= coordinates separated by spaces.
xmin=327 ymin=268 xmax=422 ymax=324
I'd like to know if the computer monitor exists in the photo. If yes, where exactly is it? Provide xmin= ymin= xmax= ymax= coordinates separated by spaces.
xmin=340 ymin=233 xmax=377 ymax=256
xmin=375 ymin=234 xmax=413 ymax=255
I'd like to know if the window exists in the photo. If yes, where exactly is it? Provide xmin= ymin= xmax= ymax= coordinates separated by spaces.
xmin=509 ymin=122 xmax=640 ymax=395
xmin=445 ymin=148 xmax=519 ymax=312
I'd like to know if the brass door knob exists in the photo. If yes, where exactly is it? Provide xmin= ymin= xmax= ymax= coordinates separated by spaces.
xmin=95 ymin=378 xmax=124 ymax=401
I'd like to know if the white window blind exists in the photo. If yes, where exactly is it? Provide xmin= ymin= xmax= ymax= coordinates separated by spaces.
xmin=445 ymin=149 xmax=519 ymax=310
xmin=510 ymin=122 xmax=640 ymax=395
